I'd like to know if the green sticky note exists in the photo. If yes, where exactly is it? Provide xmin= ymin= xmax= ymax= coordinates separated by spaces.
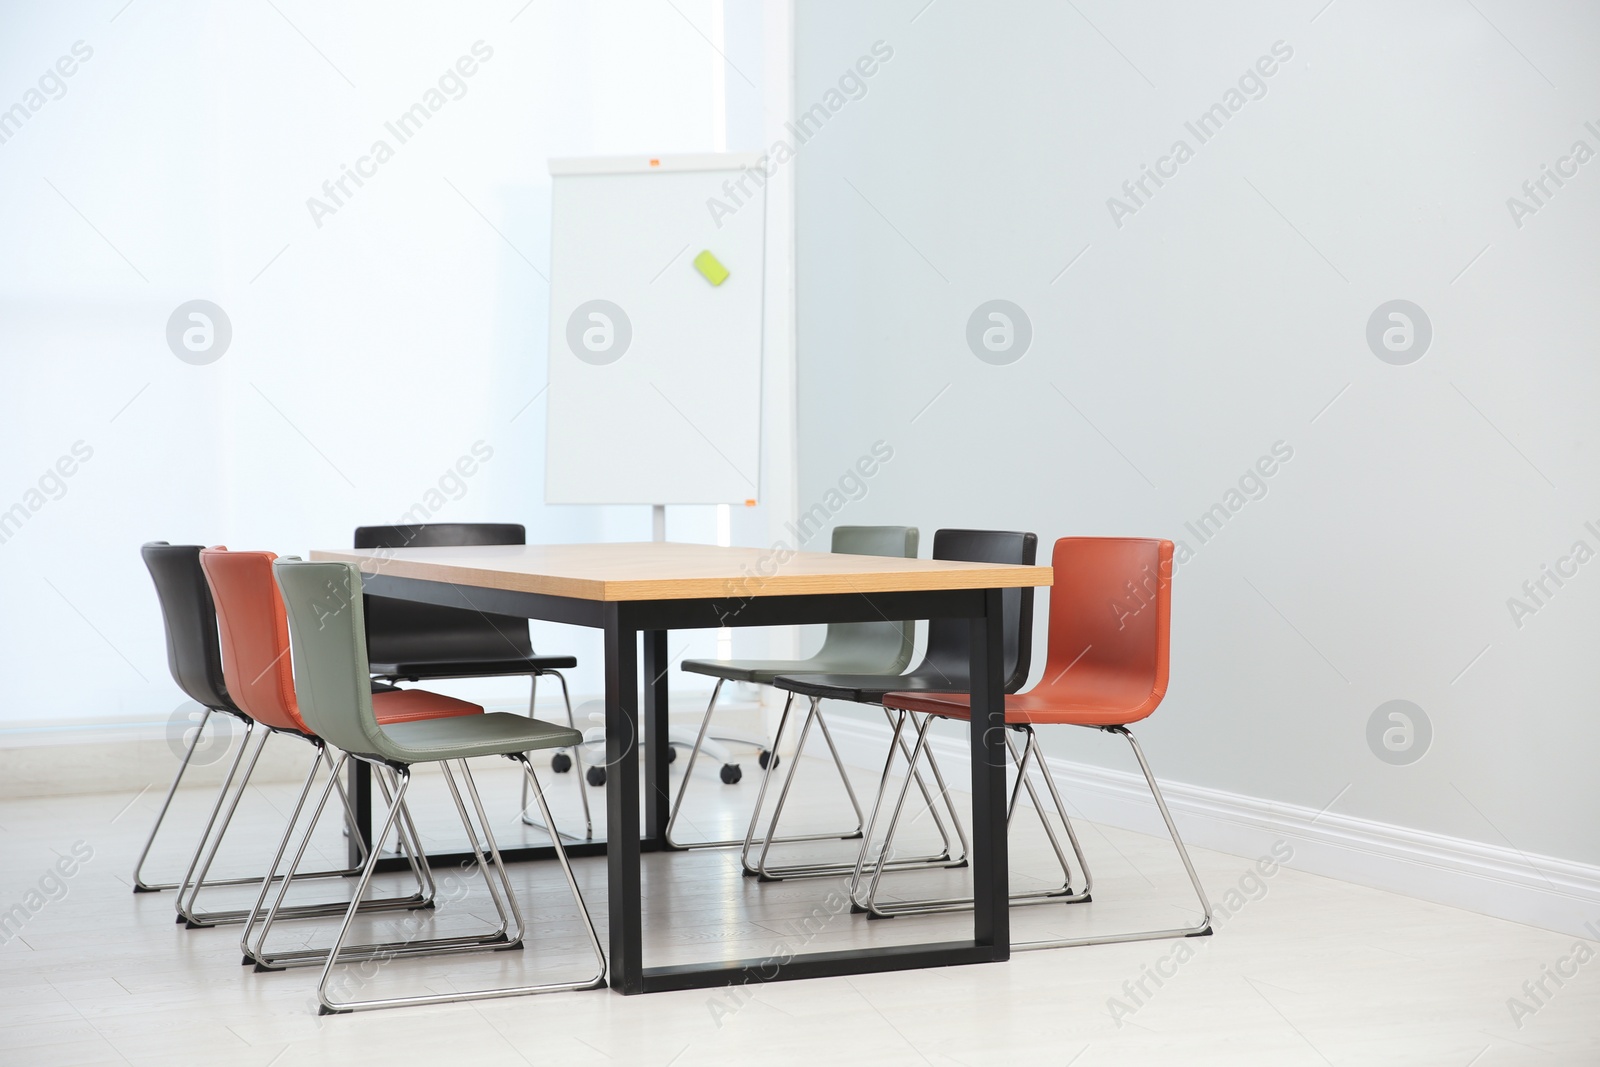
xmin=693 ymin=249 xmax=729 ymax=286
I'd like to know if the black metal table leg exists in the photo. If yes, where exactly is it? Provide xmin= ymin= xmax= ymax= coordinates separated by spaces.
xmin=643 ymin=629 xmax=671 ymax=844
xmin=604 ymin=606 xmax=644 ymax=994
xmin=970 ymin=588 xmax=1010 ymax=957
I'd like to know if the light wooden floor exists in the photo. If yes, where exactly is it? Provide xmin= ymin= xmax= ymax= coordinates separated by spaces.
xmin=0 ymin=747 xmax=1595 ymax=1066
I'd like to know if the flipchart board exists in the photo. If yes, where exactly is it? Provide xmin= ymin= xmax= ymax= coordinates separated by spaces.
xmin=545 ymin=154 xmax=765 ymax=505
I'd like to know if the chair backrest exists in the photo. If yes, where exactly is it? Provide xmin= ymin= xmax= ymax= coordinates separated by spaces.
xmin=273 ymin=559 xmax=392 ymax=761
xmin=916 ymin=529 xmax=1037 ymax=693
xmin=812 ymin=525 xmax=919 ymax=673
xmin=139 ymin=542 xmax=235 ymax=713
xmin=353 ymin=523 xmax=533 ymax=670
xmin=199 ymin=548 xmax=309 ymax=734
xmin=1038 ymin=537 xmax=1173 ymax=723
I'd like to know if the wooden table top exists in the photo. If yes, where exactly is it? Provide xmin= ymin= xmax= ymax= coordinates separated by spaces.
xmin=309 ymin=542 xmax=1053 ymax=603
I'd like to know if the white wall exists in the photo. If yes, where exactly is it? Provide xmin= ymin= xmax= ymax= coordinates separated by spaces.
xmin=792 ymin=0 xmax=1600 ymax=870
xmin=0 ymin=1 xmax=781 ymax=731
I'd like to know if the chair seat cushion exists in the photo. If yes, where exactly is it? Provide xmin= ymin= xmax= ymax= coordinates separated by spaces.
xmin=881 ymin=677 xmax=1161 ymax=727
xmin=378 ymin=711 xmax=582 ymax=762
xmin=369 ymin=654 xmax=578 ymax=680
xmin=371 ymin=688 xmax=484 ymax=725
xmin=682 ymin=651 xmax=908 ymax=686
xmin=773 ymin=670 xmax=973 ymax=704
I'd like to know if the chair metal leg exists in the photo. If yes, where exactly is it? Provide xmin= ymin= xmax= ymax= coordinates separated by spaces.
xmin=893 ymin=707 xmax=970 ymax=868
xmin=251 ymin=761 xmax=480 ymax=972
xmin=847 ymin=709 xmax=910 ymax=898
xmin=161 ymin=715 xmax=262 ymax=910
xmin=521 ymin=670 xmax=592 ymax=840
xmin=842 ymin=710 xmax=974 ymax=898
xmin=852 ymin=711 xmax=936 ymax=909
xmin=1014 ymin=726 xmax=1211 ymax=951
xmin=440 ymin=761 xmax=516 ymax=939
xmin=1001 ymin=730 xmax=1089 ymax=905
xmin=857 ymin=720 xmax=1206 ymax=942
xmin=746 ymin=700 xmax=821 ymax=877
xmin=510 ymin=754 xmax=607 ymax=985
xmin=738 ymin=691 xmax=796 ymax=863
xmin=136 ymin=710 xmax=294 ymax=895
xmin=246 ymin=753 xmax=345 ymax=964
xmin=454 ymin=757 xmax=604 ymax=989
xmin=665 ymin=680 xmax=726 ymax=848
xmin=811 ymin=704 xmax=866 ymax=828
xmin=372 ymin=760 xmax=436 ymax=907
xmin=133 ymin=706 xmax=253 ymax=893
xmin=239 ymin=745 xmax=340 ymax=961
xmin=313 ymin=768 xmax=413 ymax=1010
xmin=747 ymin=700 xmax=965 ymax=881
xmin=746 ymin=697 xmax=876 ymax=880
xmin=516 ymin=672 xmax=539 ymax=823
xmin=314 ymin=758 xmax=606 ymax=1014
xmin=553 ymin=671 xmax=592 ymax=836
xmin=184 ymin=724 xmax=432 ymax=932
xmin=853 ymin=724 xmax=1093 ymax=918
xmin=176 ymin=722 xmax=269 ymax=924
xmin=854 ymin=706 xmax=969 ymax=871
xmin=675 ymin=686 xmax=869 ymax=852
xmin=1022 ymin=728 xmax=1094 ymax=900
xmin=238 ymin=746 xmax=434 ymax=966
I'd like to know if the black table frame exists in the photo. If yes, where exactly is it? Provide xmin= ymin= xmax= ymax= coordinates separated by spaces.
xmin=351 ymin=571 xmax=1012 ymax=995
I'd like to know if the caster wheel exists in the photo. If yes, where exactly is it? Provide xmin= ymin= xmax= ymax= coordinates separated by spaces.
xmin=586 ymin=765 xmax=607 ymax=787
xmin=758 ymin=749 xmax=779 ymax=770
xmin=551 ymin=752 xmax=573 ymax=773
xmin=666 ymin=745 xmax=677 ymax=764
xmin=719 ymin=763 xmax=742 ymax=785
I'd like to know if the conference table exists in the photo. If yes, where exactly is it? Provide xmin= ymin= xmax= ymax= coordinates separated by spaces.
xmin=309 ymin=541 xmax=1053 ymax=995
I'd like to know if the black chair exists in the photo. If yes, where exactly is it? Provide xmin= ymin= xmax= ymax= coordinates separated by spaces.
xmin=354 ymin=523 xmax=589 ymax=838
xmin=135 ymin=542 xmax=258 ymax=895
xmin=670 ymin=526 xmax=920 ymax=851
xmin=751 ymin=529 xmax=1039 ymax=881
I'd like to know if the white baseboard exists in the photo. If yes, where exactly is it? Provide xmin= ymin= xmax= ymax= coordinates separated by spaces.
xmin=825 ymin=717 xmax=1600 ymax=940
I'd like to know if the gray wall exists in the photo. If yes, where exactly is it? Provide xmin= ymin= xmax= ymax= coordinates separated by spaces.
xmin=793 ymin=1 xmax=1600 ymax=866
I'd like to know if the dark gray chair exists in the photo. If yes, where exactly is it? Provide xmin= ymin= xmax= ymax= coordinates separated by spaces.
xmin=135 ymin=542 xmax=260 ymax=895
xmin=670 ymin=526 xmax=921 ymax=850
xmin=750 ymin=529 xmax=1040 ymax=882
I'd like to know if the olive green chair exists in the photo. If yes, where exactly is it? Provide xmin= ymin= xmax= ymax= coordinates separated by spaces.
xmin=673 ymin=526 xmax=962 ymax=863
xmin=267 ymin=558 xmax=605 ymax=1014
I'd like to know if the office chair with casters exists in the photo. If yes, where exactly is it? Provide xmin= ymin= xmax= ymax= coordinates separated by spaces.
xmin=877 ymin=538 xmax=1212 ymax=949
xmin=134 ymin=542 xmax=260 ymax=895
xmin=669 ymin=526 xmax=922 ymax=850
xmin=271 ymin=557 xmax=606 ymax=1013
xmin=191 ymin=548 xmax=476 ymax=934
xmin=752 ymin=528 xmax=1039 ymax=882
xmin=354 ymin=523 xmax=590 ymax=840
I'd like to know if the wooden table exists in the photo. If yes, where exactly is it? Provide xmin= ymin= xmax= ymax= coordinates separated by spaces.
xmin=310 ymin=542 xmax=1053 ymax=995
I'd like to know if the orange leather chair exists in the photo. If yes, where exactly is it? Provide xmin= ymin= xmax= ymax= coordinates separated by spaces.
xmin=193 ymin=548 xmax=479 ymax=956
xmin=878 ymin=537 xmax=1211 ymax=950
